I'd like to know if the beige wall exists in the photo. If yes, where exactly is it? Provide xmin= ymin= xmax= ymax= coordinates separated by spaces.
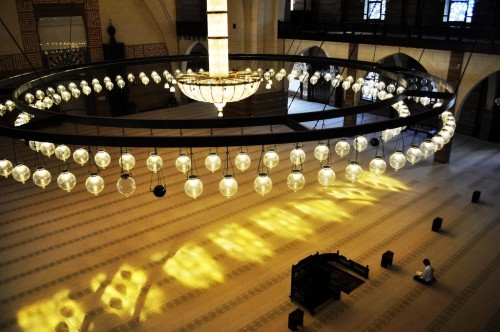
xmin=0 ymin=0 xmax=22 ymax=55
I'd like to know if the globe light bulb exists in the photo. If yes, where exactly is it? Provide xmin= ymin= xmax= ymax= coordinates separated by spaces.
xmin=369 ymin=156 xmax=387 ymax=175
xmin=354 ymin=135 xmax=368 ymax=152
xmin=235 ymin=152 xmax=251 ymax=172
xmin=406 ymin=146 xmax=423 ymax=165
xmin=345 ymin=161 xmax=363 ymax=183
xmin=263 ymin=149 xmax=279 ymax=169
xmin=57 ymin=170 xmax=77 ymax=192
xmin=85 ymin=173 xmax=105 ymax=196
xmin=290 ymin=147 xmax=306 ymax=165
xmin=219 ymin=174 xmax=238 ymax=198
xmin=40 ymin=142 xmax=56 ymax=157
xmin=205 ymin=152 xmax=221 ymax=173
xmin=147 ymin=153 xmax=163 ymax=173
xmin=12 ymin=163 xmax=31 ymax=183
xmin=117 ymin=174 xmax=136 ymax=197
xmin=175 ymin=153 xmax=191 ymax=173
xmin=314 ymin=143 xmax=329 ymax=162
xmin=119 ymin=152 xmax=136 ymax=171
xmin=185 ymin=175 xmax=203 ymax=199
xmin=335 ymin=139 xmax=350 ymax=158
xmin=389 ymin=151 xmax=407 ymax=171
xmin=317 ymin=165 xmax=336 ymax=187
xmin=287 ymin=170 xmax=305 ymax=192
xmin=0 ymin=158 xmax=14 ymax=178
xmin=420 ymin=140 xmax=436 ymax=158
xmin=73 ymin=148 xmax=89 ymax=166
xmin=32 ymin=167 xmax=52 ymax=188
xmin=55 ymin=145 xmax=71 ymax=161
xmin=95 ymin=149 xmax=111 ymax=169
xmin=254 ymin=173 xmax=272 ymax=196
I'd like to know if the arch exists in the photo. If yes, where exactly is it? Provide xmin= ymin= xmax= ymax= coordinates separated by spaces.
xmin=377 ymin=53 xmax=428 ymax=73
xmin=184 ymin=42 xmax=208 ymax=73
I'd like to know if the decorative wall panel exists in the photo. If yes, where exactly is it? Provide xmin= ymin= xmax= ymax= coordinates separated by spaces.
xmin=125 ymin=43 xmax=168 ymax=59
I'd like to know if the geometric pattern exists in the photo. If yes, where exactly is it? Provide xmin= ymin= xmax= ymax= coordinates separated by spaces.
xmin=125 ymin=43 xmax=168 ymax=59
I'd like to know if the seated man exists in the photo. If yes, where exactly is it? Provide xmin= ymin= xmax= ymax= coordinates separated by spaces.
xmin=413 ymin=258 xmax=436 ymax=284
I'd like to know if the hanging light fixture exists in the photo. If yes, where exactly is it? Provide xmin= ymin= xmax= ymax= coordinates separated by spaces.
xmin=119 ymin=150 xmax=136 ymax=171
xmin=12 ymin=163 xmax=31 ymax=183
xmin=57 ymin=169 xmax=77 ymax=192
xmin=39 ymin=142 xmax=55 ymax=157
xmin=353 ymin=135 xmax=368 ymax=152
xmin=335 ymin=138 xmax=350 ymax=158
xmin=290 ymin=144 xmax=306 ymax=166
xmin=175 ymin=152 xmax=191 ymax=174
xmin=0 ymin=158 xmax=13 ymax=178
xmin=420 ymin=139 xmax=436 ymax=158
xmin=95 ymin=149 xmax=111 ymax=169
xmin=55 ymin=144 xmax=71 ymax=161
xmin=254 ymin=146 xmax=272 ymax=195
xmin=85 ymin=173 xmax=105 ymax=196
xmin=117 ymin=173 xmax=136 ymax=197
xmin=369 ymin=134 xmax=387 ymax=175
xmin=146 ymin=150 xmax=163 ymax=173
xmin=205 ymin=149 xmax=221 ymax=173
xmin=73 ymin=147 xmax=89 ymax=166
xmin=287 ymin=170 xmax=305 ymax=192
xmin=219 ymin=147 xmax=238 ymax=198
xmin=314 ymin=142 xmax=329 ymax=162
xmin=263 ymin=146 xmax=279 ymax=169
xmin=184 ymin=148 xmax=203 ymax=199
xmin=317 ymin=140 xmax=335 ymax=187
xmin=345 ymin=161 xmax=363 ymax=183
xmin=148 ymin=147 xmax=167 ymax=197
xmin=406 ymin=146 xmax=423 ymax=165
xmin=389 ymin=151 xmax=406 ymax=171
xmin=235 ymin=147 xmax=251 ymax=172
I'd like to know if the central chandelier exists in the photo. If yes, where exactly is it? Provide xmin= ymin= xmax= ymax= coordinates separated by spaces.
xmin=175 ymin=0 xmax=278 ymax=117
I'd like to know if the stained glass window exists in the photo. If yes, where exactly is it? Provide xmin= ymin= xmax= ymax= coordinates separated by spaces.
xmin=443 ymin=0 xmax=475 ymax=23
xmin=364 ymin=0 xmax=386 ymax=20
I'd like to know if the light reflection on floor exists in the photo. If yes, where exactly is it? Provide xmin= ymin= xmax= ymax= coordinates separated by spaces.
xmin=15 ymin=176 xmax=410 ymax=330
xmin=208 ymin=223 xmax=272 ymax=262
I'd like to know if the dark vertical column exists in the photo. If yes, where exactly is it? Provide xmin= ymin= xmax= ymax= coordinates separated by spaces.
xmin=343 ymin=43 xmax=358 ymax=126
xmin=434 ymin=51 xmax=464 ymax=163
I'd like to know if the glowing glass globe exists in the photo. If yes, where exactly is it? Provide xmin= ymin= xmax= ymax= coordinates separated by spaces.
xmin=381 ymin=129 xmax=394 ymax=142
xmin=32 ymin=167 xmax=51 ymax=188
xmin=61 ymin=91 xmax=71 ymax=102
xmin=175 ymin=153 xmax=191 ymax=173
xmin=389 ymin=151 xmax=407 ymax=171
xmin=147 ymin=153 xmax=163 ymax=173
xmin=119 ymin=152 xmax=136 ymax=171
xmin=314 ymin=143 xmax=329 ymax=162
xmin=40 ymin=142 xmax=55 ymax=157
xmin=235 ymin=152 xmax=251 ymax=172
xmin=95 ymin=150 xmax=111 ymax=169
xmin=335 ymin=139 xmax=350 ymax=158
xmin=43 ymin=97 xmax=53 ymax=108
xmin=254 ymin=173 xmax=272 ymax=196
xmin=369 ymin=156 xmax=387 ymax=175
xmin=420 ymin=140 xmax=436 ymax=158
xmin=205 ymin=153 xmax=221 ymax=173
xmin=439 ymin=129 xmax=452 ymax=144
xmin=345 ymin=161 xmax=363 ymax=183
xmin=287 ymin=170 xmax=305 ymax=191
xmin=29 ymin=141 xmax=41 ymax=151
xmin=73 ymin=148 xmax=89 ymax=166
xmin=406 ymin=146 xmax=423 ymax=165
xmin=117 ymin=174 xmax=136 ymax=197
xmin=0 ymin=158 xmax=13 ymax=178
xmin=290 ymin=147 xmax=306 ymax=165
xmin=85 ymin=173 xmax=105 ymax=196
xmin=263 ymin=149 xmax=279 ymax=169
xmin=317 ymin=165 xmax=336 ymax=187
xmin=57 ymin=170 xmax=77 ymax=192
xmin=354 ymin=135 xmax=368 ymax=152
xmin=12 ymin=164 xmax=31 ymax=183
xmin=55 ymin=145 xmax=71 ymax=161
xmin=219 ymin=175 xmax=238 ymax=198
xmin=25 ymin=93 xmax=34 ymax=104
xmin=431 ymin=135 xmax=445 ymax=151
xmin=184 ymin=175 xmax=203 ymax=199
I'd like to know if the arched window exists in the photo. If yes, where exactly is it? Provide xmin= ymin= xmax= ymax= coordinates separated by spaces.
xmin=443 ymin=0 xmax=476 ymax=23
xmin=364 ymin=0 xmax=386 ymax=20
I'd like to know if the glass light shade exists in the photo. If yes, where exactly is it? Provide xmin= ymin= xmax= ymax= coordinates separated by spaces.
xmin=369 ymin=157 xmax=387 ymax=175
xmin=351 ymin=83 xmax=361 ymax=92
xmin=25 ymin=93 xmax=35 ymax=104
xmin=345 ymin=162 xmax=363 ymax=183
xmin=57 ymin=170 xmax=77 ymax=192
xmin=61 ymin=91 xmax=71 ymax=101
xmin=147 ymin=153 xmax=163 ymax=173
xmin=71 ymin=88 xmax=81 ymax=98
xmin=175 ymin=153 xmax=191 ymax=173
xmin=5 ymin=100 xmax=15 ymax=111
xmin=35 ymin=100 xmax=45 ymax=110
xmin=40 ymin=142 xmax=55 ymax=157
xmin=377 ymin=90 xmax=387 ymax=100
xmin=420 ymin=96 xmax=431 ymax=106
xmin=377 ymin=81 xmax=386 ymax=90
xmin=386 ymin=84 xmax=396 ymax=93
xmin=314 ymin=143 xmax=329 ymax=161
xmin=254 ymin=173 xmax=272 ymax=196
xmin=396 ymin=86 xmax=405 ymax=94
xmin=105 ymin=82 xmax=114 ymax=91
xmin=73 ymin=148 xmax=89 ymax=166
xmin=335 ymin=139 xmax=350 ymax=157
xmin=406 ymin=146 xmax=423 ymax=165
xmin=431 ymin=135 xmax=445 ymax=151
xmin=381 ymin=129 xmax=394 ymax=142
xmin=290 ymin=147 xmax=306 ymax=165
xmin=420 ymin=140 xmax=436 ymax=158
xmin=0 ymin=158 xmax=13 ymax=178
xmin=361 ymin=85 xmax=370 ymax=95
xmin=43 ymin=97 xmax=53 ymax=108
xmin=117 ymin=79 xmax=126 ymax=89
xmin=208 ymin=38 xmax=229 ymax=78
xmin=117 ymin=174 xmax=136 ymax=197
xmin=55 ymin=145 xmax=71 ymax=161
xmin=341 ymin=81 xmax=351 ymax=90
xmin=235 ymin=152 xmax=251 ymax=172
xmin=12 ymin=164 xmax=31 ymax=183
xmin=32 ymin=167 xmax=51 ymax=188
xmin=205 ymin=153 xmax=221 ymax=173
xmin=263 ymin=149 xmax=279 ymax=169
xmin=82 ymin=85 xmax=92 ymax=95
xmin=29 ymin=140 xmax=40 ymax=151
xmin=35 ymin=90 xmax=45 ymax=100
xmin=287 ymin=170 xmax=305 ymax=192
xmin=52 ymin=94 xmax=62 ymax=104
xmin=68 ymin=82 xmax=77 ymax=90
xmin=95 ymin=150 xmax=111 ymax=169
xmin=354 ymin=135 xmax=368 ymax=152
xmin=443 ymin=125 xmax=455 ymax=136
xmin=119 ymin=152 xmax=136 ymax=171
xmin=389 ymin=151 xmax=407 ymax=171
xmin=185 ymin=175 xmax=203 ymax=199
xmin=439 ymin=129 xmax=452 ymax=144
xmin=93 ymin=83 xmax=102 ymax=93
xmin=85 ymin=173 xmax=105 ymax=196
xmin=219 ymin=174 xmax=238 ymax=198
xmin=0 ymin=104 xmax=6 ymax=116
xmin=317 ymin=165 xmax=336 ymax=187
